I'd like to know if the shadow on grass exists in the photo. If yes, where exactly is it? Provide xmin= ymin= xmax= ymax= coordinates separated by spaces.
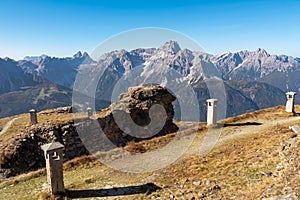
xmin=65 ymin=183 xmax=161 ymax=198
xmin=223 ymin=122 xmax=263 ymax=127
xmin=293 ymin=112 xmax=300 ymax=116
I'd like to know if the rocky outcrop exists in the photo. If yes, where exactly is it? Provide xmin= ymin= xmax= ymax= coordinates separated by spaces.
xmin=77 ymin=86 xmax=178 ymax=151
xmin=262 ymin=126 xmax=300 ymax=199
xmin=108 ymin=85 xmax=177 ymax=139
xmin=0 ymin=86 xmax=178 ymax=178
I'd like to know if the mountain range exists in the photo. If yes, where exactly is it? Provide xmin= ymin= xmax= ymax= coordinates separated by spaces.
xmin=0 ymin=41 xmax=299 ymax=119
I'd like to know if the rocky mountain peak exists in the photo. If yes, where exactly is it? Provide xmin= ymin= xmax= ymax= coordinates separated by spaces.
xmin=73 ymin=51 xmax=83 ymax=58
xmin=82 ymin=52 xmax=89 ymax=57
xmin=159 ymin=40 xmax=181 ymax=54
xmin=2 ymin=57 xmax=15 ymax=62
xmin=255 ymin=48 xmax=269 ymax=57
xmin=73 ymin=51 xmax=91 ymax=59
xmin=23 ymin=54 xmax=48 ymax=61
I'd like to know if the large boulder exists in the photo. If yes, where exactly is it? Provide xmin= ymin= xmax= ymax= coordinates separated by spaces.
xmin=79 ymin=85 xmax=178 ymax=151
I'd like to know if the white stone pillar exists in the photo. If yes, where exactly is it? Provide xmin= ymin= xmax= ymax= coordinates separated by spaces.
xmin=41 ymin=142 xmax=65 ymax=195
xmin=285 ymin=92 xmax=297 ymax=113
xmin=29 ymin=109 xmax=38 ymax=124
xmin=207 ymin=99 xmax=218 ymax=125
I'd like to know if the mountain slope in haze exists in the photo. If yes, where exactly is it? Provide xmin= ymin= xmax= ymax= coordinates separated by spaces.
xmin=192 ymin=79 xmax=286 ymax=121
xmin=0 ymin=58 xmax=40 ymax=95
xmin=0 ymin=83 xmax=72 ymax=118
xmin=18 ymin=51 xmax=95 ymax=89
xmin=259 ymin=69 xmax=300 ymax=94
xmin=226 ymin=80 xmax=286 ymax=110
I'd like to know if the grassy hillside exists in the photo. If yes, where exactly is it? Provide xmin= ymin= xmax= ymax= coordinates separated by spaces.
xmin=0 ymin=106 xmax=299 ymax=199
xmin=0 ymin=84 xmax=72 ymax=118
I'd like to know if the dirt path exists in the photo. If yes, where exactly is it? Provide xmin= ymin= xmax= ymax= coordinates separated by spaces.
xmin=0 ymin=117 xmax=19 ymax=136
xmin=92 ymin=114 xmax=300 ymax=174
xmin=220 ymin=115 xmax=300 ymax=142
xmin=186 ymin=114 xmax=300 ymax=159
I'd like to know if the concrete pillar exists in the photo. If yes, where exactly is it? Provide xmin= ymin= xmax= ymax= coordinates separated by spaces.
xmin=87 ymin=107 xmax=92 ymax=117
xmin=41 ymin=142 xmax=65 ymax=195
xmin=29 ymin=109 xmax=38 ymax=124
xmin=289 ymin=125 xmax=300 ymax=134
xmin=285 ymin=92 xmax=297 ymax=113
xmin=207 ymin=99 xmax=218 ymax=125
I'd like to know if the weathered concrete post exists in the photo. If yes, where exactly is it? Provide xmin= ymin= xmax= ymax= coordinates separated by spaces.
xmin=207 ymin=99 xmax=218 ymax=125
xmin=285 ymin=92 xmax=297 ymax=113
xmin=29 ymin=109 xmax=38 ymax=124
xmin=41 ymin=142 xmax=65 ymax=195
xmin=289 ymin=125 xmax=300 ymax=134
xmin=87 ymin=107 xmax=92 ymax=117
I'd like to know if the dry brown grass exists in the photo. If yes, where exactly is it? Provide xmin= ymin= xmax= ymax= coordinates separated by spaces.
xmin=222 ymin=105 xmax=290 ymax=124
xmin=127 ymin=122 xmax=207 ymax=153
xmin=37 ymin=191 xmax=50 ymax=200
xmin=1 ymin=105 xmax=300 ymax=199
xmin=124 ymin=141 xmax=146 ymax=153
xmin=0 ymin=126 xmax=295 ymax=199
xmin=0 ymin=116 xmax=14 ymax=131
xmin=147 ymin=122 xmax=297 ymax=199
xmin=0 ymin=110 xmax=76 ymax=142
xmin=2 ymin=118 xmax=28 ymax=140
xmin=63 ymin=155 xmax=100 ymax=170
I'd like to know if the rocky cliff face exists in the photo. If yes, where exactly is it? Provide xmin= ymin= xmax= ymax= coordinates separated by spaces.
xmin=0 ymin=86 xmax=178 ymax=177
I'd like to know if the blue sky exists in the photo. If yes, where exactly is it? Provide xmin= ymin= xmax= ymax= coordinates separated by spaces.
xmin=0 ymin=0 xmax=299 ymax=60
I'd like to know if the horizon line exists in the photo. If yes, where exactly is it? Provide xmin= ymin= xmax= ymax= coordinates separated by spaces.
xmin=1 ymin=46 xmax=299 ymax=61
